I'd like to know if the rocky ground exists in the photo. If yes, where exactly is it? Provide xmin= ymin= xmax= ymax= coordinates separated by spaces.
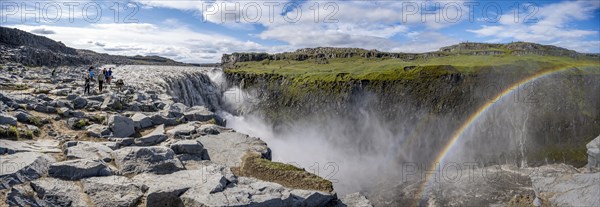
xmin=0 ymin=64 xmax=373 ymax=207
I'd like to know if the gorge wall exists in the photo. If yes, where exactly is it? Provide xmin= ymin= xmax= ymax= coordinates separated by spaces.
xmin=224 ymin=68 xmax=600 ymax=168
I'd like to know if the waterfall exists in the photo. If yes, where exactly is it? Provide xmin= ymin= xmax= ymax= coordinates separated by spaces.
xmin=113 ymin=65 xmax=226 ymax=111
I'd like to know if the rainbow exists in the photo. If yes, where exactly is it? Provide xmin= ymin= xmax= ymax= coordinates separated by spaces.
xmin=413 ymin=64 xmax=598 ymax=206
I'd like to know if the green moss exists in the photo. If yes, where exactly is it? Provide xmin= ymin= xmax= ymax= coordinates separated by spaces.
xmin=2 ymin=126 xmax=21 ymax=139
xmin=12 ymin=84 xmax=29 ymax=90
xmin=91 ymin=115 xmax=106 ymax=124
xmin=233 ymin=153 xmax=334 ymax=192
xmin=254 ymin=158 xmax=304 ymax=172
xmin=23 ymin=130 xmax=34 ymax=139
xmin=114 ymin=102 xmax=124 ymax=110
xmin=201 ymin=118 xmax=218 ymax=125
xmin=28 ymin=116 xmax=43 ymax=126
xmin=226 ymin=55 xmax=599 ymax=84
xmin=533 ymin=145 xmax=589 ymax=167
xmin=73 ymin=119 xmax=90 ymax=130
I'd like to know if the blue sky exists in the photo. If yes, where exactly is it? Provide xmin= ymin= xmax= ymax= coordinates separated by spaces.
xmin=1 ymin=0 xmax=599 ymax=63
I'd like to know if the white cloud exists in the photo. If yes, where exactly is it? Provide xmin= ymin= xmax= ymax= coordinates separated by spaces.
xmin=131 ymin=0 xmax=469 ymax=53
xmin=468 ymin=0 xmax=599 ymax=52
xmin=30 ymin=27 xmax=56 ymax=34
xmin=8 ymin=23 xmax=265 ymax=63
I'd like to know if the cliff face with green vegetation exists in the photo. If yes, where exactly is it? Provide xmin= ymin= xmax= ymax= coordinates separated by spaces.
xmin=223 ymin=42 xmax=600 ymax=167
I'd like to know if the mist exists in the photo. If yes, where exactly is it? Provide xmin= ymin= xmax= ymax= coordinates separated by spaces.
xmin=215 ymin=82 xmax=436 ymax=195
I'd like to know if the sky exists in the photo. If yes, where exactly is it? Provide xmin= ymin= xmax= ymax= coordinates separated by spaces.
xmin=1 ymin=0 xmax=599 ymax=63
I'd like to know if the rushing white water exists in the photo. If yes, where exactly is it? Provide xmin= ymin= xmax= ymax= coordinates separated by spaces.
xmin=113 ymin=65 xmax=225 ymax=110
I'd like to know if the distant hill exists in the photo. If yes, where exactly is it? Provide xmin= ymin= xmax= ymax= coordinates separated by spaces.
xmin=222 ymin=42 xmax=599 ymax=68
xmin=0 ymin=26 xmax=189 ymax=67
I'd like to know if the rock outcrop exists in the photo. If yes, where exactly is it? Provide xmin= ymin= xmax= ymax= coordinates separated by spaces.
xmin=198 ymin=130 xmax=271 ymax=167
xmin=587 ymin=135 xmax=600 ymax=170
xmin=111 ymin=146 xmax=184 ymax=175
xmin=530 ymin=164 xmax=600 ymax=207
xmin=0 ymin=152 xmax=55 ymax=189
xmin=82 ymin=176 xmax=144 ymax=207
xmin=134 ymin=124 xmax=167 ymax=146
xmin=63 ymin=141 xmax=114 ymax=162
xmin=108 ymin=115 xmax=135 ymax=137
xmin=48 ymin=159 xmax=112 ymax=180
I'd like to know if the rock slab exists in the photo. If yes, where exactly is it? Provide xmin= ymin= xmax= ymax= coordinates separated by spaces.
xmin=48 ymin=159 xmax=112 ymax=180
xmin=111 ymin=146 xmax=184 ymax=175
xmin=0 ymin=152 xmax=55 ymax=189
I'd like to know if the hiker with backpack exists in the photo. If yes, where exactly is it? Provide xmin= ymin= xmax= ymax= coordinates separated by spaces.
xmin=106 ymin=68 xmax=113 ymax=85
xmin=98 ymin=68 xmax=106 ymax=92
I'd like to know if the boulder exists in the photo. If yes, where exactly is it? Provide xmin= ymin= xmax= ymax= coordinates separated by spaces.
xmin=132 ymin=162 xmax=235 ymax=207
xmin=108 ymin=115 xmax=135 ymax=137
xmin=115 ymin=137 xmax=135 ymax=147
xmin=48 ymin=159 xmax=112 ymax=180
xmin=55 ymin=100 xmax=73 ymax=109
xmin=30 ymin=178 xmax=89 ymax=207
xmin=33 ymin=104 xmax=57 ymax=113
xmin=14 ymin=110 xmax=30 ymax=123
xmin=111 ymin=146 xmax=184 ymax=175
xmin=7 ymin=183 xmax=45 ymax=207
xmin=135 ymin=124 xmax=167 ymax=146
xmin=150 ymin=113 xmax=178 ymax=126
xmin=99 ymin=141 xmax=119 ymax=150
xmin=82 ymin=176 xmax=144 ymax=207
xmin=166 ymin=122 xmax=197 ymax=138
xmin=198 ymin=130 xmax=271 ymax=167
xmin=64 ymin=141 xmax=114 ymax=162
xmin=86 ymin=100 xmax=102 ymax=110
xmin=50 ymin=88 xmax=70 ymax=96
xmin=170 ymin=140 xmax=204 ymax=155
xmin=198 ymin=124 xmax=221 ymax=135
xmin=66 ymin=94 xmax=78 ymax=100
xmin=132 ymin=113 xmax=153 ymax=130
xmin=86 ymin=124 xmax=111 ymax=138
xmin=0 ymin=113 xmax=17 ymax=126
xmin=180 ymin=177 xmax=336 ymax=207
xmin=72 ymin=96 xmax=88 ymax=109
xmin=587 ymin=135 xmax=600 ymax=170
xmin=49 ymin=88 xmax=70 ymax=96
xmin=36 ymin=94 xmax=52 ymax=101
xmin=335 ymin=192 xmax=374 ymax=207
xmin=531 ymin=169 xmax=600 ymax=207
xmin=0 ymin=152 xmax=55 ymax=189
xmin=163 ymin=103 xmax=187 ymax=118
xmin=67 ymin=117 xmax=89 ymax=130
xmin=183 ymin=106 xmax=215 ymax=122
xmin=87 ymin=95 xmax=105 ymax=102
xmin=100 ymin=94 xmax=123 ymax=110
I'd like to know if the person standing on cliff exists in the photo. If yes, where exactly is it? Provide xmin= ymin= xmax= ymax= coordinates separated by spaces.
xmin=97 ymin=69 xmax=106 ymax=93
xmin=83 ymin=70 xmax=91 ymax=95
xmin=106 ymin=68 xmax=113 ymax=85
xmin=88 ymin=66 xmax=95 ymax=80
